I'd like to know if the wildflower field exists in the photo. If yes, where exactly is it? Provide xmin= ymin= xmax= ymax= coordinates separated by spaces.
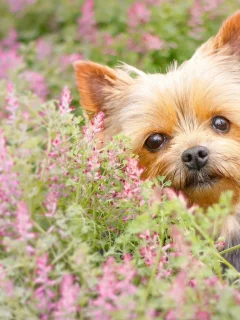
xmin=1 ymin=0 xmax=240 ymax=319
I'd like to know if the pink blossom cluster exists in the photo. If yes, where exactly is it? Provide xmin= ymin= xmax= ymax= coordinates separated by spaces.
xmin=119 ymin=157 xmax=144 ymax=203
xmin=128 ymin=1 xmax=151 ymax=28
xmin=82 ymin=112 xmax=105 ymax=181
xmin=7 ymin=0 xmax=36 ymax=13
xmin=90 ymin=255 xmax=137 ymax=320
xmin=0 ymin=29 xmax=19 ymax=51
xmin=127 ymin=1 xmax=165 ymax=53
xmin=43 ymin=133 xmax=69 ymax=216
xmin=41 ymin=88 xmax=74 ymax=216
xmin=34 ymin=258 xmax=80 ymax=320
xmin=0 ymin=130 xmax=22 ymax=238
xmin=58 ymin=86 xmax=74 ymax=116
xmin=189 ymin=0 xmax=223 ymax=39
xmin=0 ymin=264 xmax=14 ymax=297
xmin=4 ymin=82 xmax=19 ymax=122
xmin=78 ymin=0 xmax=98 ymax=43
xmin=0 ymin=86 xmax=81 ymax=314
xmin=36 ymin=38 xmax=53 ymax=60
xmin=54 ymin=275 xmax=80 ymax=320
xmin=16 ymin=201 xmax=35 ymax=241
xmin=22 ymin=70 xmax=49 ymax=100
xmin=60 ymin=53 xmax=83 ymax=71
xmin=34 ymin=254 xmax=56 ymax=318
xmin=139 ymin=230 xmax=172 ymax=277
xmin=0 ymin=29 xmax=51 ymax=101
xmin=44 ymin=182 xmax=62 ymax=217
xmin=102 ymin=33 xmax=117 ymax=56
xmin=0 ymin=119 xmax=35 ymax=245
xmin=82 ymin=111 xmax=105 ymax=143
xmin=0 ymin=46 xmax=22 ymax=79
xmin=82 ymin=111 xmax=145 ymax=204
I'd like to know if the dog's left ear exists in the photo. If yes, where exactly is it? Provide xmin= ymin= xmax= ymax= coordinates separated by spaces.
xmin=74 ymin=61 xmax=133 ymax=117
xmin=197 ymin=11 xmax=240 ymax=56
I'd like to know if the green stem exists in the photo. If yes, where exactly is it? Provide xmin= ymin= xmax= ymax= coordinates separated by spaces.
xmin=33 ymin=221 xmax=47 ymax=234
xmin=220 ymin=244 xmax=240 ymax=256
xmin=75 ymin=174 xmax=82 ymax=203
xmin=52 ymin=242 xmax=74 ymax=265
xmin=41 ymin=128 xmax=52 ymax=181
xmin=191 ymin=220 xmax=240 ymax=277
xmin=213 ymin=251 xmax=240 ymax=275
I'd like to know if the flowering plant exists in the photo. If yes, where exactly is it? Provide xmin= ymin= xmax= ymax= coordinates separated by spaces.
xmin=1 ymin=1 xmax=240 ymax=319
xmin=0 ymin=83 xmax=239 ymax=319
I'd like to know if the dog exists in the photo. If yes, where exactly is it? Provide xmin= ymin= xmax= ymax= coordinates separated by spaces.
xmin=74 ymin=11 xmax=240 ymax=271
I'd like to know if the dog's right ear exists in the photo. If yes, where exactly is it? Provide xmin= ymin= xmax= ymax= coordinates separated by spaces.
xmin=196 ymin=11 xmax=240 ymax=57
xmin=74 ymin=61 xmax=133 ymax=116
xmin=213 ymin=10 xmax=240 ymax=55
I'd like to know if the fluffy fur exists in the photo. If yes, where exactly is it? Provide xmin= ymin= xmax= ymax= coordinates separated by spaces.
xmin=74 ymin=11 xmax=240 ymax=270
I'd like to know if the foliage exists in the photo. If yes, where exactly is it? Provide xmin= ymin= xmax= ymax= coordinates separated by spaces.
xmin=0 ymin=0 xmax=239 ymax=104
xmin=0 ymin=0 xmax=240 ymax=319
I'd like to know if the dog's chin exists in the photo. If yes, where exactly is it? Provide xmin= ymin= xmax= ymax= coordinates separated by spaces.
xmin=179 ymin=175 xmax=239 ymax=208
xmin=184 ymin=174 xmax=220 ymax=190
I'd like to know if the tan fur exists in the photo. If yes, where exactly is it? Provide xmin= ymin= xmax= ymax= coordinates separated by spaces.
xmin=75 ymin=11 xmax=240 ymax=268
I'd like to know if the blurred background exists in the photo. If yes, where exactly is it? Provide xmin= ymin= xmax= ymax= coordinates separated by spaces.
xmin=0 ymin=0 xmax=239 ymax=104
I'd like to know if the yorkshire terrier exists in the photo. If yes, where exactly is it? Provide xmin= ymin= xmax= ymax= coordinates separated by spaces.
xmin=74 ymin=11 xmax=240 ymax=271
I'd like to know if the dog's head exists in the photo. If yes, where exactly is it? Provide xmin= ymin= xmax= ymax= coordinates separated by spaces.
xmin=75 ymin=11 xmax=240 ymax=208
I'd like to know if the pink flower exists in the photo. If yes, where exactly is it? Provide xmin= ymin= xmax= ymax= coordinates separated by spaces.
xmin=166 ymin=310 xmax=177 ymax=320
xmin=234 ymin=290 xmax=240 ymax=305
xmin=7 ymin=0 xmax=35 ymax=12
xmin=16 ymin=202 xmax=35 ymax=241
xmin=128 ymin=2 xmax=151 ymax=28
xmin=87 ymin=153 xmax=101 ymax=171
xmin=4 ymin=83 xmax=19 ymax=122
xmin=78 ymin=0 xmax=98 ymax=43
xmin=215 ymin=240 xmax=226 ymax=251
xmin=195 ymin=310 xmax=211 ymax=320
xmin=145 ymin=0 xmax=162 ymax=4
xmin=60 ymin=53 xmax=83 ymax=70
xmin=44 ymin=185 xmax=60 ymax=217
xmin=0 ymin=265 xmax=14 ymax=297
xmin=36 ymin=38 xmax=52 ymax=60
xmin=102 ymin=34 xmax=116 ymax=56
xmin=143 ymin=33 xmax=164 ymax=51
xmin=189 ymin=278 xmax=197 ymax=288
xmin=124 ymin=158 xmax=143 ymax=182
xmin=34 ymin=254 xmax=56 ymax=316
xmin=82 ymin=111 xmax=105 ymax=142
xmin=168 ymin=270 xmax=187 ymax=305
xmin=1 ymin=29 xmax=19 ymax=50
xmin=54 ymin=274 xmax=80 ymax=320
xmin=22 ymin=71 xmax=49 ymax=100
xmin=118 ymin=157 xmax=144 ymax=203
xmin=0 ymin=49 xmax=22 ymax=79
xmin=171 ymin=225 xmax=190 ymax=258
xmin=189 ymin=0 xmax=204 ymax=27
xmin=139 ymin=230 xmax=172 ymax=277
xmin=159 ymin=187 xmax=196 ymax=213
xmin=205 ymin=276 xmax=221 ymax=287
xmin=127 ymin=39 xmax=141 ymax=54
xmin=0 ymin=130 xmax=22 ymax=238
xmin=58 ymin=87 xmax=74 ymax=116
xmin=90 ymin=256 xmax=137 ymax=319
xmin=203 ymin=0 xmax=223 ymax=12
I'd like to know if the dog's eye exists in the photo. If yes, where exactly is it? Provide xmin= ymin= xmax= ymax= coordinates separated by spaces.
xmin=145 ymin=133 xmax=166 ymax=152
xmin=212 ymin=116 xmax=230 ymax=133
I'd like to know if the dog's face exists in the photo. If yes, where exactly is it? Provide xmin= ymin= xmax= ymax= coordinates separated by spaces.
xmin=75 ymin=11 xmax=240 ymax=208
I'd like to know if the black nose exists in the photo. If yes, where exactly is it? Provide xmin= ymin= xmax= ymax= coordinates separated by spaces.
xmin=181 ymin=146 xmax=209 ymax=170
